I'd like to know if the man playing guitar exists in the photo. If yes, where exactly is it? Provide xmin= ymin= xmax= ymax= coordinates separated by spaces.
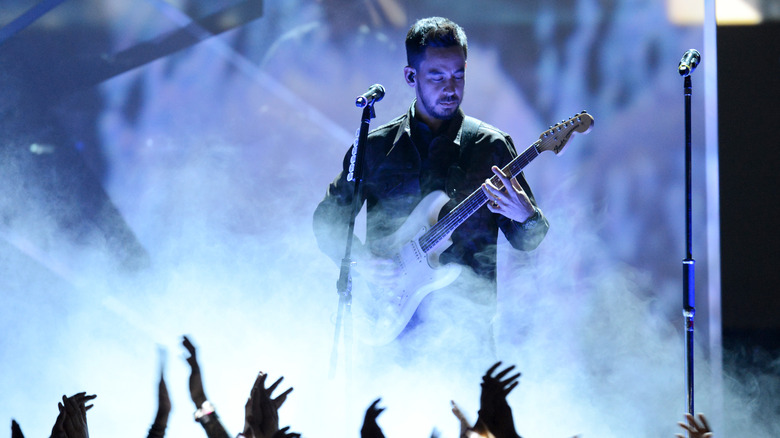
xmin=313 ymin=17 xmax=550 ymax=358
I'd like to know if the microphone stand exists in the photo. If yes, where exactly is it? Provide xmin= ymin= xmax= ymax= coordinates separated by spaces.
xmin=680 ymin=58 xmax=698 ymax=420
xmin=328 ymin=102 xmax=376 ymax=379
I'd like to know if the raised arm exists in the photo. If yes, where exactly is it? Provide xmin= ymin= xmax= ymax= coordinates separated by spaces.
xmin=146 ymin=372 xmax=171 ymax=438
xmin=182 ymin=336 xmax=230 ymax=438
xmin=11 ymin=419 xmax=24 ymax=438
xmin=244 ymin=371 xmax=294 ymax=438
xmin=50 ymin=392 xmax=96 ymax=438
xmin=475 ymin=362 xmax=522 ymax=438
xmin=361 ymin=398 xmax=386 ymax=438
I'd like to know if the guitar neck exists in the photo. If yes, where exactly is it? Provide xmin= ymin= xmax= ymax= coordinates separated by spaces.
xmin=419 ymin=140 xmax=542 ymax=252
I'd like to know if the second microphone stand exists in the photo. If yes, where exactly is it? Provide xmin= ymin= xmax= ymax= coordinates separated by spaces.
xmin=678 ymin=50 xmax=700 ymax=422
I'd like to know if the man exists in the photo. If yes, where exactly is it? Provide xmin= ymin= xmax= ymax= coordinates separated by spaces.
xmin=313 ymin=17 xmax=548 ymax=358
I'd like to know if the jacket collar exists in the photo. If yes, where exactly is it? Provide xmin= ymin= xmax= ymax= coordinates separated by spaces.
xmin=391 ymin=100 xmax=466 ymax=150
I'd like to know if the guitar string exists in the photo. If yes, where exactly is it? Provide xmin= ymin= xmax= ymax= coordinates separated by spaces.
xmin=418 ymin=113 xmax=589 ymax=252
xmin=421 ymin=144 xmax=541 ymax=251
xmin=419 ymin=141 xmax=542 ymax=252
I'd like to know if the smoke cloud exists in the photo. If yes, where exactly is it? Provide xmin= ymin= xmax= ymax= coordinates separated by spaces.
xmin=1 ymin=1 xmax=779 ymax=438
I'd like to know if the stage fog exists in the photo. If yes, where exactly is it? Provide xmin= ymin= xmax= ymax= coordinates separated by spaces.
xmin=2 ymin=1 xmax=778 ymax=437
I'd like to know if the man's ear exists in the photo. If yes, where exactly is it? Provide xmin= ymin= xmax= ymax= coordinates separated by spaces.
xmin=404 ymin=66 xmax=416 ymax=86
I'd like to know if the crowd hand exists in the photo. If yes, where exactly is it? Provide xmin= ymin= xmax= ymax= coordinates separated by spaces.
xmin=271 ymin=426 xmax=301 ymax=438
xmin=451 ymin=400 xmax=492 ymax=438
xmin=676 ymin=413 xmax=713 ymax=438
xmin=476 ymin=362 xmax=521 ymax=438
xmin=12 ymin=419 xmax=24 ymax=438
xmin=244 ymin=372 xmax=293 ymax=438
xmin=182 ymin=335 xmax=208 ymax=407
xmin=157 ymin=347 xmax=172 ymax=421
xmin=157 ymin=372 xmax=172 ymax=419
xmin=50 ymin=392 xmax=96 ymax=438
xmin=150 ymin=373 xmax=171 ymax=433
xmin=361 ymin=398 xmax=386 ymax=438
xmin=481 ymin=166 xmax=535 ymax=223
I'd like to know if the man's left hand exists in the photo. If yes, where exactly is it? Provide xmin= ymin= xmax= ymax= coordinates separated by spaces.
xmin=481 ymin=166 xmax=536 ymax=223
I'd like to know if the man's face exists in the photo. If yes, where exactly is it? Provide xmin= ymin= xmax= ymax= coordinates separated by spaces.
xmin=409 ymin=45 xmax=466 ymax=125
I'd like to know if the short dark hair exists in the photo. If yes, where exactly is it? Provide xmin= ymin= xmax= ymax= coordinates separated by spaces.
xmin=405 ymin=17 xmax=468 ymax=69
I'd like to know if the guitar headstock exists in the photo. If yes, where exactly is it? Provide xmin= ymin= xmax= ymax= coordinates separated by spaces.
xmin=538 ymin=111 xmax=594 ymax=155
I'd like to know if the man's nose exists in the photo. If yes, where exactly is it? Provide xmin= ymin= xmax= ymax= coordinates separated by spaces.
xmin=443 ymin=77 xmax=457 ymax=92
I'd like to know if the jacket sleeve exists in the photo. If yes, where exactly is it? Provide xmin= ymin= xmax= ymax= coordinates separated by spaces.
xmin=498 ymin=170 xmax=550 ymax=251
xmin=492 ymin=134 xmax=549 ymax=251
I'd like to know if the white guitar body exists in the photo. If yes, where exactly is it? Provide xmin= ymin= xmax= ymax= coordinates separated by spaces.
xmin=352 ymin=190 xmax=462 ymax=346
xmin=349 ymin=111 xmax=594 ymax=345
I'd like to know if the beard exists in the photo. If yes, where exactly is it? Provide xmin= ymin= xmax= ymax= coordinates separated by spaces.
xmin=419 ymin=93 xmax=460 ymax=120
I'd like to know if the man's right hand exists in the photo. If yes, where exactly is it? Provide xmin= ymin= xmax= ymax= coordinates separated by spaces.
xmin=354 ymin=254 xmax=400 ymax=291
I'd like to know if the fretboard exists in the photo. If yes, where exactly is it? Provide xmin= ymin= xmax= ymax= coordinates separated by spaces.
xmin=419 ymin=139 xmax=542 ymax=252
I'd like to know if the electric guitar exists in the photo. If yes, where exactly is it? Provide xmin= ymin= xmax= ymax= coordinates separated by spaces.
xmin=351 ymin=111 xmax=595 ymax=345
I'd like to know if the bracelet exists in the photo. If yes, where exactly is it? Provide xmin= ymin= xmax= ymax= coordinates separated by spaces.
xmin=194 ymin=400 xmax=216 ymax=424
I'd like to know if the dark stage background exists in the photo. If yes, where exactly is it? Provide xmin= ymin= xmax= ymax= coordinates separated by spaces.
xmin=1 ymin=1 xmax=778 ymax=437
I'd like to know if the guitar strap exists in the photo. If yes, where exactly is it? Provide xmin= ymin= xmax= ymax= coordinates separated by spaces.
xmin=444 ymin=115 xmax=482 ymax=202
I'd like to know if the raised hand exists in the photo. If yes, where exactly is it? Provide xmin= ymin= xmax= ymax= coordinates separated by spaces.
xmin=361 ymin=398 xmax=386 ymax=438
xmin=676 ymin=413 xmax=713 ymax=438
xmin=11 ymin=419 xmax=24 ymax=438
xmin=155 ymin=364 xmax=171 ymax=425
xmin=147 ymin=372 xmax=171 ymax=438
xmin=181 ymin=336 xmax=232 ymax=438
xmin=182 ymin=335 xmax=208 ymax=407
xmin=244 ymin=372 xmax=294 ymax=438
xmin=50 ymin=392 xmax=96 ymax=438
xmin=476 ymin=362 xmax=521 ymax=438
xmin=62 ymin=394 xmax=89 ymax=438
xmin=450 ymin=400 xmax=489 ymax=438
xmin=158 ymin=373 xmax=172 ymax=419
xmin=51 ymin=397 xmax=68 ymax=438
xmin=271 ymin=426 xmax=301 ymax=438
xmin=156 ymin=347 xmax=172 ymax=422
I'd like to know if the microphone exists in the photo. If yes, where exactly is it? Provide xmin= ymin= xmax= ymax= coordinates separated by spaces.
xmin=355 ymin=84 xmax=385 ymax=107
xmin=678 ymin=49 xmax=701 ymax=77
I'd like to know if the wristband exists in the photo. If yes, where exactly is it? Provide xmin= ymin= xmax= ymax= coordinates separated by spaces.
xmin=194 ymin=400 xmax=216 ymax=424
xmin=519 ymin=207 xmax=541 ymax=231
